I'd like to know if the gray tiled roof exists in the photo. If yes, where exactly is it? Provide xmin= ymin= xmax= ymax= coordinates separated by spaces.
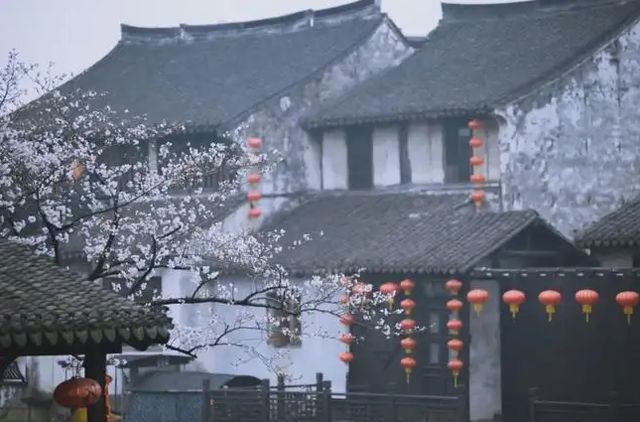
xmin=59 ymin=0 xmax=384 ymax=127
xmin=305 ymin=0 xmax=640 ymax=127
xmin=0 ymin=238 xmax=172 ymax=353
xmin=575 ymin=196 xmax=640 ymax=248
xmin=266 ymin=191 xmax=557 ymax=274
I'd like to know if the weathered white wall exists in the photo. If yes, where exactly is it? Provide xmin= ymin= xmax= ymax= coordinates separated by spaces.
xmin=497 ymin=19 xmax=640 ymax=237
xmin=372 ymin=125 xmax=400 ymax=186
xmin=321 ymin=130 xmax=348 ymax=190
xmin=469 ymin=279 xmax=502 ymax=422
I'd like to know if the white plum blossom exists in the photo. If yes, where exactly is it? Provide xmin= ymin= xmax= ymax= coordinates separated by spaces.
xmin=0 ymin=50 xmax=399 ymax=369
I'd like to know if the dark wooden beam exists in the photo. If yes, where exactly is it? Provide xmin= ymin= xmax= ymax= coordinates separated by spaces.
xmin=470 ymin=267 xmax=640 ymax=280
xmin=0 ymin=343 xmax=122 ymax=357
xmin=84 ymin=350 xmax=107 ymax=422
xmin=500 ymin=250 xmax=561 ymax=258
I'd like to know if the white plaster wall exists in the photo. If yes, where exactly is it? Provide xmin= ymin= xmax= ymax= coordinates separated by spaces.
xmin=480 ymin=119 xmax=501 ymax=182
xmin=469 ymin=279 xmax=502 ymax=422
xmin=497 ymin=19 xmax=640 ymax=236
xmin=321 ymin=129 xmax=348 ymax=190
xmin=407 ymin=121 xmax=445 ymax=183
xmin=595 ymin=250 xmax=633 ymax=267
xmin=372 ymin=125 xmax=400 ymax=186
xmin=191 ymin=275 xmax=347 ymax=392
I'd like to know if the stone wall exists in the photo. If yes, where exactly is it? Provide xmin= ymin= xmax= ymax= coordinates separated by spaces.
xmin=497 ymin=19 xmax=640 ymax=237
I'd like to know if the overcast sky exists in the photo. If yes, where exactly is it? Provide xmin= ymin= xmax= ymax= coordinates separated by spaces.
xmin=0 ymin=0 xmax=513 ymax=83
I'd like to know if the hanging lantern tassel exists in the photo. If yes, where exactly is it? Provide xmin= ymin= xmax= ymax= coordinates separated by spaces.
xmin=380 ymin=282 xmax=399 ymax=310
xmin=401 ymin=357 xmax=417 ymax=385
xmin=502 ymin=290 xmax=526 ymax=319
xmin=575 ymin=289 xmax=599 ymax=323
xmin=448 ymin=360 xmax=464 ymax=388
xmin=467 ymin=289 xmax=489 ymax=316
xmin=616 ymin=291 xmax=640 ymax=325
xmin=538 ymin=290 xmax=562 ymax=322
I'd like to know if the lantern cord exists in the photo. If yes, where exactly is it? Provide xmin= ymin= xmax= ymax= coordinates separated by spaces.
xmin=406 ymin=373 xmax=410 ymax=385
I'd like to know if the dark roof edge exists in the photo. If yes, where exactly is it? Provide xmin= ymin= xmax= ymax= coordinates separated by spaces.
xmin=120 ymin=0 xmax=381 ymax=44
xmin=495 ymin=3 xmax=640 ymax=109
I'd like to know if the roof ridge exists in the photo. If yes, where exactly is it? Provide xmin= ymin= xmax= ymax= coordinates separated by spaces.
xmin=120 ymin=0 xmax=381 ymax=44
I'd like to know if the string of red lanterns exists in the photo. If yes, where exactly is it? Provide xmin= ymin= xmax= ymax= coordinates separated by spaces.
xmin=398 ymin=279 xmax=416 ymax=385
xmin=338 ymin=277 xmax=355 ymax=365
xmin=446 ymin=279 xmax=464 ymax=388
xmin=246 ymin=138 xmax=263 ymax=220
xmin=468 ymin=119 xmax=485 ymax=210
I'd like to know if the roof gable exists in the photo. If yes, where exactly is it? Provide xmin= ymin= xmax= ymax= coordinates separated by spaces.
xmin=575 ymin=196 xmax=640 ymax=247
xmin=305 ymin=0 xmax=640 ymax=128
xmin=60 ymin=0 xmax=384 ymax=128
xmin=265 ymin=191 xmax=579 ymax=275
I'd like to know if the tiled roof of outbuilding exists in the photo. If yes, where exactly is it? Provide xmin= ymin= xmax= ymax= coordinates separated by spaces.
xmin=575 ymin=196 xmax=640 ymax=248
xmin=0 ymin=238 xmax=172 ymax=354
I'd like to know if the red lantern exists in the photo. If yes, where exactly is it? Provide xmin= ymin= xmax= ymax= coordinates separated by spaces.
xmin=380 ymin=282 xmax=400 ymax=309
xmin=340 ymin=333 xmax=354 ymax=346
xmin=470 ymin=190 xmax=485 ymax=206
xmin=400 ymin=318 xmax=417 ymax=333
xmin=575 ymin=289 xmax=599 ymax=323
xmin=502 ymin=290 xmax=526 ymax=319
xmin=447 ymin=319 xmax=463 ymax=335
xmin=469 ymin=138 xmax=483 ymax=148
xmin=400 ymin=337 xmax=417 ymax=354
xmin=247 ymin=138 xmax=263 ymax=149
xmin=339 ymin=314 xmax=354 ymax=326
xmin=446 ymin=299 xmax=463 ymax=314
xmin=246 ymin=190 xmax=261 ymax=202
xmin=538 ymin=290 xmax=562 ymax=322
xmin=616 ymin=291 xmax=640 ymax=324
xmin=448 ymin=360 xmax=464 ymax=387
xmin=400 ymin=357 xmax=417 ymax=383
xmin=71 ymin=160 xmax=84 ymax=180
xmin=468 ymin=119 xmax=483 ymax=130
xmin=400 ymin=279 xmax=415 ymax=295
xmin=467 ymin=289 xmax=489 ymax=314
xmin=470 ymin=174 xmax=485 ymax=185
xmin=400 ymin=299 xmax=416 ymax=315
xmin=247 ymin=173 xmax=261 ymax=186
xmin=248 ymin=207 xmax=261 ymax=219
xmin=470 ymin=156 xmax=484 ymax=166
xmin=445 ymin=279 xmax=462 ymax=296
xmin=53 ymin=377 xmax=102 ymax=409
xmin=447 ymin=339 xmax=464 ymax=358
xmin=339 ymin=352 xmax=354 ymax=364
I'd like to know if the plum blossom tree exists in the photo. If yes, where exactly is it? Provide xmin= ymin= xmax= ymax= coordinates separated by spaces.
xmin=0 ymin=51 xmax=395 ymax=370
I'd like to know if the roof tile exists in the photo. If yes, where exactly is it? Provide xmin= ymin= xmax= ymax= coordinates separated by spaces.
xmin=575 ymin=196 xmax=640 ymax=247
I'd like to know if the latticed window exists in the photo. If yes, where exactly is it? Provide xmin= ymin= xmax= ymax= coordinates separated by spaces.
xmin=266 ymin=290 xmax=302 ymax=348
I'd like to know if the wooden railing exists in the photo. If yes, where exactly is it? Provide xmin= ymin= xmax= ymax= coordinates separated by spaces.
xmin=529 ymin=387 xmax=640 ymax=422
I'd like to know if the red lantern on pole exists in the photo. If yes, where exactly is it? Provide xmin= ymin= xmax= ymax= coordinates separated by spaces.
xmin=340 ymin=333 xmax=354 ymax=347
xmin=247 ymin=173 xmax=261 ymax=186
xmin=468 ymin=119 xmax=483 ymax=130
xmin=248 ymin=138 xmax=263 ymax=149
xmin=446 ymin=299 xmax=463 ymax=314
xmin=400 ymin=318 xmax=417 ymax=333
xmin=400 ymin=337 xmax=417 ymax=354
xmin=447 ymin=319 xmax=463 ymax=336
xmin=339 ymin=352 xmax=354 ymax=364
xmin=448 ymin=360 xmax=464 ymax=387
xmin=467 ymin=289 xmax=489 ymax=315
xmin=538 ymin=290 xmax=562 ymax=322
xmin=616 ymin=291 xmax=640 ymax=324
xmin=380 ymin=282 xmax=400 ymax=310
xmin=502 ymin=290 xmax=526 ymax=319
xmin=400 ymin=299 xmax=416 ymax=315
xmin=445 ymin=279 xmax=463 ymax=296
xmin=53 ymin=378 xmax=102 ymax=409
xmin=447 ymin=339 xmax=464 ymax=358
xmin=575 ymin=289 xmax=599 ymax=323
xmin=400 ymin=279 xmax=415 ymax=296
xmin=246 ymin=137 xmax=263 ymax=222
xmin=400 ymin=357 xmax=417 ymax=384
